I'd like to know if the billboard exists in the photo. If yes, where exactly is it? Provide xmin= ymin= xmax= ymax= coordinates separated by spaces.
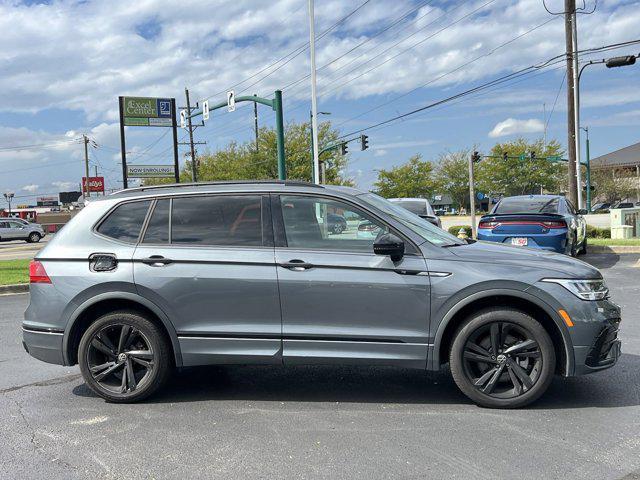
xmin=82 ymin=176 xmax=105 ymax=193
xmin=126 ymin=164 xmax=175 ymax=178
xmin=59 ymin=191 xmax=83 ymax=204
xmin=37 ymin=196 xmax=59 ymax=207
xmin=122 ymin=97 xmax=173 ymax=127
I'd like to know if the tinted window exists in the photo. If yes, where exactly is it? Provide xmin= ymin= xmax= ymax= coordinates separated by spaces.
xmin=391 ymin=200 xmax=434 ymax=216
xmin=0 ymin=222 xmax=8 ymax=228
xmin=171 ymin=195 xmax=262 ymax=246
xmin=281 ymin=195 xmax=389 ymax=252
xmin=494 ymin=197 xmax=559 ymax=214
xmin=97 ymin=201 xmax=151 ymax=242
xmin=143 ymin=199 xmax=170 ymax=244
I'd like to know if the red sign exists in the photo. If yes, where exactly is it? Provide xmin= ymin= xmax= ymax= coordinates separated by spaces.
xmin=82 ymin=176 xmax=105 ymax=193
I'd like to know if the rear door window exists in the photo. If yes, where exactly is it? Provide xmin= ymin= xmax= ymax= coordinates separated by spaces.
xmin=171 ymin=195 xmax=263 ymax=246
xmin=97 ymin=201 xmax=151 ymax=243
xmin=142 ymin=199 xmax=170 ymax=244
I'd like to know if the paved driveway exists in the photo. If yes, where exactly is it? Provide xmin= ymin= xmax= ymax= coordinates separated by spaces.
xmin=1 ymin=254 xmax=639 ymax=479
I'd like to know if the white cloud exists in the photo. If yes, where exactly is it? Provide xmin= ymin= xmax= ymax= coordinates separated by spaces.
xmin=488 ymin=118 xmax=545 ymax=138
xmin=52 ymin=181 xmax=78 ymax=191
xmin=374 ymin=149 xmax=388 ymax=157
xmin=21 ymin=184 xmax=39 ymax=192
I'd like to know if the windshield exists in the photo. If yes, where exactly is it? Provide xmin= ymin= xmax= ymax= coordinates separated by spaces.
xmin=390 ymin=199 xmax=435 ymax=217
xmin=493 ymin=197 xmax=559 ymax=214
xmin=359 ymin=193 xmax=463 ymax=246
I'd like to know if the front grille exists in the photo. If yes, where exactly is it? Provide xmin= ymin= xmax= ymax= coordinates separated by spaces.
xmin=586 ymin=320 xmax=621 ymax=367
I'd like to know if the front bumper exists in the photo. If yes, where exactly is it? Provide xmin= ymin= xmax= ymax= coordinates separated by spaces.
xmin=573 ymin=316 xmax=622 ymax=375
xmin=22 ymin=327 xmax=65 ymax=365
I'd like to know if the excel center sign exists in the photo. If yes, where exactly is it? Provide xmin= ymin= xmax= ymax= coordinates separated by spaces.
xmin=122 ymin=97 xmax=173 ymax=127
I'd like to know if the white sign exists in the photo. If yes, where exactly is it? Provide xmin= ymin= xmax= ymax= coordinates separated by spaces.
xmin=227 ymin=90 xmax=235 ymax=112
xmin=203 ymin=100 xmax=209 ymax=121
xmin=149 ymin=117 xmax=172 ymax=127
xmin=127 ymin=164 xmax=175 ymax=178
xmin=180 ymin=110 xmax=187 ymax=128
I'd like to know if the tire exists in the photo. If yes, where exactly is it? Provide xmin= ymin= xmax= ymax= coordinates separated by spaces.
xmin=78 ymin=310 xmax=172 ymax=403
xmin=27 ymin=232 xmax=41 ymax=243
xmin=449 ymin=308 xmax=556 ymax=408
xmin=569 ymin=232 xmax=578 ymax=257
xmin=579 ymin=236 xmax=587 ymax=255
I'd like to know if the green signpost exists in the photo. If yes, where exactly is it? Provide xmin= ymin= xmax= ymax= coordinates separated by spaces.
xmin=188 ymin=90 xmax=286 ymax=180
xmin=118 ymin=96 xmax=180 ymax=188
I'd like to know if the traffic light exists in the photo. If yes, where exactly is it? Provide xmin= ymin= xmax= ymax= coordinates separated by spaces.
xmin=360 ymin=134 xmax=369 ymax=151
xmin=341 ymin=142 xmax=349 ymax=155
xmin=530 ymin=151 xmax=536 ymax=160
xmin=471 ymin=151 xmax=481 ymax=163
xmin=503 ymin=152 xmax=508 ymax=161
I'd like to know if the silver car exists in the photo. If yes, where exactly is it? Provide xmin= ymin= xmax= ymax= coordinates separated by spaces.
xmin=389 ymin=197 xmax=442 ymax=228
xmin=23 ymin=181 xmax=621 ymax=408
xmin=0 ymin=218 xmax=45 ymax=243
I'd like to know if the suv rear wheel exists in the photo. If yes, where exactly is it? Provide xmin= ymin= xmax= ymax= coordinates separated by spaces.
xmin=449 ymin=308 xmax=555 ymax=408
xmin=78 ymin=311 xmax=171 ymax=403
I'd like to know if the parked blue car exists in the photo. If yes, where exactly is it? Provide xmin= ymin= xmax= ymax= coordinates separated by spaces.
xmin=477 ymin=195 xmax=587 ymax=256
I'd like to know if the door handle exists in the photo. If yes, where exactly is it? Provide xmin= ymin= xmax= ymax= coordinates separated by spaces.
xmin=279 ymin=259 xmax=313 ymax=271
xmin=141 ymin=255 xmax=172 ymax=266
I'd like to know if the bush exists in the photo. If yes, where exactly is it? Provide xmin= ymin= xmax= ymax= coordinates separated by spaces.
xmin=586 ymin=225 xmax=611 ymax=239
xmin=448 ymin=225 xmax=473 ymax=237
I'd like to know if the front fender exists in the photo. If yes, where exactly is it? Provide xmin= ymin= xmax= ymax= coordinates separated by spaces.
xmin=428 ymin=286 xmax=574 ymax=375
xmin=62 ymin=291 xmax=183 ymax=367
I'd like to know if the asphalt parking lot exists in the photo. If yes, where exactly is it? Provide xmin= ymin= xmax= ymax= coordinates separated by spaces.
xmin=1 ymin=254 xmax=639 ymax=480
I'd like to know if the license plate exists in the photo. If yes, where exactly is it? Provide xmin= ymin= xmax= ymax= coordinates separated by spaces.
xmin=511 ymin=237 xmax=528 ymax=246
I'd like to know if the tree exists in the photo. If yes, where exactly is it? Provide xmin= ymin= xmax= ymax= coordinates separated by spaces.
xmin=475 ymin=138 xmax=565 ymax=196
xmin=434 ymin=149 xmax=472 ymax=209
xmin=373 ymin=154 xmax=437 ymax=198
xmin=146 ymin=121 xmax=353 ymax=186
xmin=590 ymin=168 xmax=638 ymax=205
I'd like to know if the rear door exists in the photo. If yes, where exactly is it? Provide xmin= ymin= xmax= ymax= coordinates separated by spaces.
xmin=132 ymin=194 xmax=282 ymax=366
xmin=273 ymin=194 xmax=430 ymax=368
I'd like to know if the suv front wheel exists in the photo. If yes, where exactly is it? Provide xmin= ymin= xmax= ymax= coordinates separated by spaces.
xmin=449 ymin=308 xmax=555 ymax=408
xmin=78 ymin=311 xmax=171 ymax=403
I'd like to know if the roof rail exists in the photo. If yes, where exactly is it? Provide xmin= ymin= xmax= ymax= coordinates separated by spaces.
xmin=112 ymin=179 xmax=324 ymax=195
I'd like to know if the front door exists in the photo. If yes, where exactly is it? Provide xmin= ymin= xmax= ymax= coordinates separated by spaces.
xmin=273 ymin=194 xmax=430 ymax=368
xmin=132 ymin=194 xmax=282 ymax=366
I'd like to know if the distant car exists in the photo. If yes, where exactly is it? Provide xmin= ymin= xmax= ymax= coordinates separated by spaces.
xmin=613 ymin=202 xmax=635 ymax=209
xmin=389 ymin=198 xmax=442 ymax=228
xmin=477 ymin=195 xmax=587 ymax=256
xmin=356 ymin=220 xmax=382 ymax=239
xmin=0 ymin=218 xmax=45 ymax=243
xmin=327 ymin=213 xmax=347 ymax=234
xmin=590 ymin=202 xmax=610 ymax=214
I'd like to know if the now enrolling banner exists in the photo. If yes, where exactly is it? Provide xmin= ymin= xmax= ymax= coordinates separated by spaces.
xmin=126 ymin=164 xmax=176 ymax=178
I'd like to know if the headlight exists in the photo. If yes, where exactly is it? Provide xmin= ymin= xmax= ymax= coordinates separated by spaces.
xmin=542 ymin=278 xmax=609 ymax=301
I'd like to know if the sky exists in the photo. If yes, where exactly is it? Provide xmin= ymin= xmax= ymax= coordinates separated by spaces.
xmin=1 ymin=0 xmax=639 ymax=205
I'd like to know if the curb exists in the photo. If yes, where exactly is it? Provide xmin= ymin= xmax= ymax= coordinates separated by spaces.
xmin=0 ymin=284 xmax=29 ymax=295
xmin=589 ymin=245 xmax=640 ymax=254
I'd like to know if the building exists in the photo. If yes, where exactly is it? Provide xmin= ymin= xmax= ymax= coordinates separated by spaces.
xmin=591 ymin=141 xmax=640 ymax=202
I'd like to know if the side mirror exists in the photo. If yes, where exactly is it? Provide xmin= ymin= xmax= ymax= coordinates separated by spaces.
xmin=578 ymin=209 xmax=588 ymax=215
xmin=373 ymin=233 xmax=404 ymax=262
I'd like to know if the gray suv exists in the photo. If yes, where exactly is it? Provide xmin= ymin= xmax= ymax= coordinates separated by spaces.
xmin=0 ymin=218 xmax=45 ymax=243
xmin=23 ymin=181 xmax=621 ymax=408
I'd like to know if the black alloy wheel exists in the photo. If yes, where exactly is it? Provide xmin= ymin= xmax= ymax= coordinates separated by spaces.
xmin=450 ymin=308 xmax=555 ymax=408
xmin=79 ymin=311 xmax=171 ymax=402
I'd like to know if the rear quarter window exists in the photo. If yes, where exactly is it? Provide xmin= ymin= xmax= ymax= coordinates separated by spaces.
xmin=97 ymin=200 xmax=151 ymax=243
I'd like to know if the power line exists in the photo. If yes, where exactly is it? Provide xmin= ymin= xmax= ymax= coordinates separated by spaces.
xmin=0 ymin=138 xmax=82 ymax=152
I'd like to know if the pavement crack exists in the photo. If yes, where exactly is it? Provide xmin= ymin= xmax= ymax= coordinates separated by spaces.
xmin=0 ymin=373 xmax=82 ymax=395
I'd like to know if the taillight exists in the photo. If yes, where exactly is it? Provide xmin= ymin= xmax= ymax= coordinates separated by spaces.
xmin=478 ymin=221 xmax=498 ymax=229
xmin=29 ymin=260 xmax=51 ymax=284
xmin=542 ymin=221 xmax=566 ymax=229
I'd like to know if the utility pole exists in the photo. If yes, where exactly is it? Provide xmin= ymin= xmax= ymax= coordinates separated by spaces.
xmin=581 ymin=126 xmax=592 ymax=211
xmin=83 ymin=134 xmax=90 ymax=199
xmin=571 ymin=7 xmax=582 ymax=209
xmin=468 ymin=152 xmax=479 ymax=239
xmin=253 ymin=94 xmax=259 ymax=153
xmin=184 ymin=87 xmax=198 ymax=183
xmin=308 ymin=0 xmax=320 ymax=185
xmin=564 ymin=0 xmax=578 ymax=207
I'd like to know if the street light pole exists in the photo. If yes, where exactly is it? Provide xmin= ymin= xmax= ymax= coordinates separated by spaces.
xmin=307 ymin=0 xmax=321 ymax=185
xmin=3 ymin=192 xmax=14 ymax=215
xmin=581 ymin=126 xmax=591 ymax=211
xmin=309 ymin=110 xmax=331 ymax=183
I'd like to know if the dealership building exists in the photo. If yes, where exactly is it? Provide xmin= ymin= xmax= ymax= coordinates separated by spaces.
xmin=591 ymin=141 xmax=640 ymax=202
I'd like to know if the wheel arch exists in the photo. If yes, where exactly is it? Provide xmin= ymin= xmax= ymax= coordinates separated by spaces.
xmin=63 ymin=292 xmax=183 ymax=367
xmin=430 ymin=289 xmax=574 ymax=376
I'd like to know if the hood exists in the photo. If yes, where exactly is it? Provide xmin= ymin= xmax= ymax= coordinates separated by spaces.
xmin=448 ymin=240 xmax=601 ymax=279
